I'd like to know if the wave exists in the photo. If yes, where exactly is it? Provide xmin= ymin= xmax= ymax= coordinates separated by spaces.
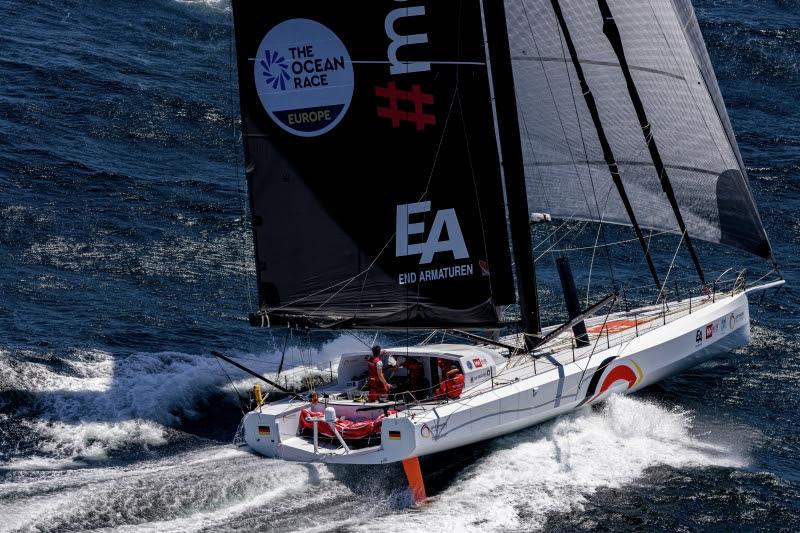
xmin=0 ymin=394 xmax=747 ymax=532
xmin=351 ymin=395 xmax=747 ymax=533
xmin=173 ymin=0 xmax=231 ymax=11
xmin=0 ymin=445 xmax=401 ymax=532
xmin=0 ymin=335 xmax=367 ymax=468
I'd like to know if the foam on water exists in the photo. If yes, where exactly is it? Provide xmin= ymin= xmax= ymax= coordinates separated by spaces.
xmin=0 ymin=336 xmax=366 ymax=468
xmin=0 ymin=447 xmax=301 ymax=531
xmin=0 ymin=445 xmax=398 ymax=532
xmin=174 ymin=0 xmax=230 ymax=11
xmin=353 ymin=395 xmax=747 ymax=533
xmin=0 ymin=394 xmax=747 ymax=532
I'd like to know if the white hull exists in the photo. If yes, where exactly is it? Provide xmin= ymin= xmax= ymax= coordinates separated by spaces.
xmin=243 ymin=291 xmax=752 ymax=465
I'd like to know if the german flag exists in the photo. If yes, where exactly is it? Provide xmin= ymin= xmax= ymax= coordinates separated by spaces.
xmin=388 ymin=430 xmax=401 ymax=440
xmin=258 ymin=425 xmax=270 ymax=436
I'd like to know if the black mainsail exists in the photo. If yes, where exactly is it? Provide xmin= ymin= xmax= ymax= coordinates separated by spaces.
xmin=232 ymin=1 xmax=519 ymax=329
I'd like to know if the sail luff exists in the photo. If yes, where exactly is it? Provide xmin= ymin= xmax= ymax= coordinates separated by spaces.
xmin=549 ymin=0 xmax=663 ymax=292
xmin=597 ymin=0 xmax=705 ymax=284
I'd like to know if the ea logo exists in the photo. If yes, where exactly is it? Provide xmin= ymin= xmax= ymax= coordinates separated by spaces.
xmin=254 ymin=19 xmax=354 ymax=137
xmin=396 ymin=202 xmax=469 ymax=265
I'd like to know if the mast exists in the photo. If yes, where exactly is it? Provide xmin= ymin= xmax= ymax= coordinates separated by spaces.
xmin=481 ymin=0 xmax=541 ymax=347
xmin=549 ymin=0 xmax=663 ymax=293
xmin=596 ymin=0 xmax=705 ymax=285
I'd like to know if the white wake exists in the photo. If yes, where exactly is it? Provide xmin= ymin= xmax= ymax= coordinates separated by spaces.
xmin=0 ymin=335 xmax=365 ymax=468
xmin=353 ymin=394 xmax=746 ymax=532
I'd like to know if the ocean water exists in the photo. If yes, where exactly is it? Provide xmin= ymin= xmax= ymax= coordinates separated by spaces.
xmin=0 ymin=0 xmax=798 ymax=531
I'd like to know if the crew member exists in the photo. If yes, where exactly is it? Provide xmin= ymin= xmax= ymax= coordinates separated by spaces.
xmin=391 ymin=355 xmax=428 ymax=397
xmin=367 ymin=345 xmax=391 ymax=401
xmin=434 ymin=361 xmax=465 ymax=400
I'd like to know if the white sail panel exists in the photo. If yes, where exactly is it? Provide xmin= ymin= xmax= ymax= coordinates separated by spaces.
xmin=505 ymin=0 xmax=772 ymax=259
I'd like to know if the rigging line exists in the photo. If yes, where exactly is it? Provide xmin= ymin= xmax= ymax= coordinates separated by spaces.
xmin=215 ymin=357 xmax=247 ymax=416
xmin=532 ymin=212 xmax=584 ymax=251
xmin=585 ymin=220 xmax=604 ymax=308
xmin=535 ymin=220 xmax=589 ymax=262
xmin=545 ymin=218 xmax=591 ymax=262
xmin=276 ymin=332 xmax=289 ymax=376
xmin=554 ymin=6 xmax=616 ymax=286
xmin=585 ymin=180 xmax=620 ymax=303
xmin=306 ymin=88 xmax=461 ymax=319
xmin=657 ymin=229 xmax=687 ymax=304
xmin=518 ymin=112 xmax=552 ymax=215
xmin=519 ymin=3 xmax=598 ymax=222
xmin=536 ymin=223 xmax=583 ymax=262
xmin=549 ymin=230 xmax=672 ymax=254
xmin=513 ymin=55 xmax=554 ymax=220
xmin=596 ymin=0 xmax=704 ymax=285
xmin=343 ymin=330 xmax=372 ymax=349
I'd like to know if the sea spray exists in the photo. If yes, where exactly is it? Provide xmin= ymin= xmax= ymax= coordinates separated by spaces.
xmin=0 ymin=335 xmax=365 ymax=467
xmin=352 ymin=395 xmax=747 ymax=532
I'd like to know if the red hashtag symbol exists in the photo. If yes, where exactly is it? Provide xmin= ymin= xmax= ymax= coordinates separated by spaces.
xmin=375 ymin=82 xmax=436 ymax=131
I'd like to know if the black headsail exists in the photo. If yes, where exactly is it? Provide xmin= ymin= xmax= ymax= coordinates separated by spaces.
xmin=232 ymin=1 xmax=517 ymax=329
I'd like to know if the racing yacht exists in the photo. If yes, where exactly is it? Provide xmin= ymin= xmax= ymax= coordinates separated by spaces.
xmin=225 ymin=0 xmax=784 ymax=500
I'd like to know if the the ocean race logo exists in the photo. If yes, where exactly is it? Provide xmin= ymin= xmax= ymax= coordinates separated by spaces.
xmin=260 ymin=50 xmax=290 ymax=91
xmin=254 ymin=19 xmax=354 ymax=137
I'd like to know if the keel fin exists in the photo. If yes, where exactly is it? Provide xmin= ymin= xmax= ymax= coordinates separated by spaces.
xmin=402 ymin=457 xmax=427 ymax=503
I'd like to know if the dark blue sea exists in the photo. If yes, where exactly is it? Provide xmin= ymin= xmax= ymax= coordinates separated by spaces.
xmin=0 ymin=0 xmax=798 ymax=531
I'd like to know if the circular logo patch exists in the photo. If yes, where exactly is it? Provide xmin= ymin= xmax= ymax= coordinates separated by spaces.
xmin=254 ymin=19 xmax=354 ymax=137
xmin=420 ymin=424 xmax=432 ymax=439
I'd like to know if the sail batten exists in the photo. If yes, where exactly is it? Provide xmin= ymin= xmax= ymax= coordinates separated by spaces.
xmin=549 ymin=0 xmax=663 ymax=292
xmin=506 ymin=0 xmax=773 ymax=260
xmin=597 ymin=0 xmax=705 ymax=284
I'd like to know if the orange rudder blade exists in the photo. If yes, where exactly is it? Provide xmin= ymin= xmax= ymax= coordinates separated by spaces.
xmin=402 ymin=456 xmax=427 ymax=503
